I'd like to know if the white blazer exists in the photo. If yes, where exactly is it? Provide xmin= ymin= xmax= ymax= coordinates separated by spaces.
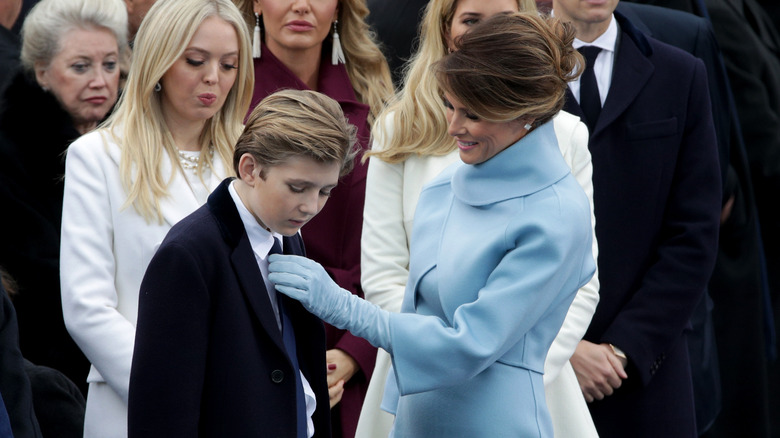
xmin=356 ymin=110 xmax=600 ymax=438
xmin=60 ymin=129 xmax=226 ymax=438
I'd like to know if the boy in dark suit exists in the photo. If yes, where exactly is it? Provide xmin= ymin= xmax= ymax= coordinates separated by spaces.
xmin=128 ymin=89 xmax=357 ymax=438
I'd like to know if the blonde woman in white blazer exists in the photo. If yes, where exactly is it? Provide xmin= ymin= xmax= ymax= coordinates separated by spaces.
xmin=59 ymin=1 xmax=253 ymax=436
xmin=355 ymin=0 xmax=599 ymax=437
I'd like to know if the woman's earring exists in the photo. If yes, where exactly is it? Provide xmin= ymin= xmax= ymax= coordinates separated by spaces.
xmin=154 ymin=82 xmax=162 ymax=92
xmin=524 ymin=123 xmax=533 ymax=131
xmin=253 ymin=13 xmax=262 ymax=59
xmin=331 ymin=20 xmax=345 ymax=65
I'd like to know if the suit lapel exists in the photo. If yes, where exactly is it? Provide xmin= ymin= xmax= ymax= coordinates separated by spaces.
xmin=593 ymin=29 xmax=654 ymax=137
xmin=231 ymin=241 xmax=287 ymax=352
xmin=159 ymin=152 xmax=201 ymax=227
xmin=564 ymin=18 xmax=655 ymax=139
xmin=160 ymin=151 xmax=225 ymax=227
xmin=277 ymin=234 xmax=307 ymax=330
xmin=208 ymin=180 xmax=287 ymax=351
xmin=207 ymin=152 xmax=227 ymax=195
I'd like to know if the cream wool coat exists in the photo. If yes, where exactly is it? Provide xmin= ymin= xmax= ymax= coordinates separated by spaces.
xmin=356 ymin=110 xmax=600 ymax=438
xmin=60 ymin=129 xmax=226 ymax=438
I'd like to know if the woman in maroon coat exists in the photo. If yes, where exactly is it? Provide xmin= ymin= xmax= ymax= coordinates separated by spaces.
xmin=236 ymin=1 xmax=393 ymax=436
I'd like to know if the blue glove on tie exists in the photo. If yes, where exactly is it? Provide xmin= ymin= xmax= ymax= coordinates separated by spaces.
xmin=268 ymin=254 xmax=392 ymax=352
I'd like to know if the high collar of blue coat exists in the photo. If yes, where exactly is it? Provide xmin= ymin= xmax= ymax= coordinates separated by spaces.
xmin=450 ymin=120 xmax=571 ymax=207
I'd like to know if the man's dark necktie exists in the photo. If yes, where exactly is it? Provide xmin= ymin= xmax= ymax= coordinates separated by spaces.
xmin=269 ymin=238 xmax=307 ymax=438
xmin=578 ymin=46 xmax=602 ymax=133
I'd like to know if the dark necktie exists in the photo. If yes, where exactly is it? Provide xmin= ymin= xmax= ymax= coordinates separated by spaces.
xmin=578 ymin=46 xmax=602 ymax=133
xmin=269 ymin=238 xmax=307 ymax=438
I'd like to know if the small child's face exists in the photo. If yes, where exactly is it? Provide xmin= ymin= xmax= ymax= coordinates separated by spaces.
xmin=242 ymin=155 xmax=340 ymax=236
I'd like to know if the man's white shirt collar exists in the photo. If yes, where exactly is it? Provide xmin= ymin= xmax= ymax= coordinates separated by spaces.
xmin=572 ymin=14 xmax=618 ymax=52
xmin=566 ymin=14 xmax=619 ymax=107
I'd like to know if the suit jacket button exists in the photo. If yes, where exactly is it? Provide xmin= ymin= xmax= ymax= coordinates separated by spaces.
xmin=271 ymin=370 xmax=284 ymax=383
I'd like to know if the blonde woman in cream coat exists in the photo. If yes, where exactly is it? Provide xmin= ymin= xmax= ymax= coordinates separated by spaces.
xmin=59 ymin=0 xmax=253 ymax=436
xmin=355 ymin=0 xmax=599 ymax=437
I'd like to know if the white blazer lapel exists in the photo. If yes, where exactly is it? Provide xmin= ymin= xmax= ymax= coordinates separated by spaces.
xmin=208 ymin=152 xmax=227 ymax=189
xmin=159 ymin=153 xmax=200 ymax=228
xmin=104 ymin=133 xmax=216 ymax=227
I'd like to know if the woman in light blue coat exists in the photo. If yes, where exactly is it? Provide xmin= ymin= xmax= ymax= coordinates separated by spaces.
xmin=269 ymin=12 xmax=595 ymax=437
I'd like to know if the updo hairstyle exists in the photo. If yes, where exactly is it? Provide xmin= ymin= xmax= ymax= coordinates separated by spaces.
xmin=434 ymin=12 xmax=583 ymax=127
xmin=20 ymin=0 xmax=128 ymax=72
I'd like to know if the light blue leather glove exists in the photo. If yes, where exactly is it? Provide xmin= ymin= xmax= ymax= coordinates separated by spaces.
xmin=268 ymin=254 xmax=392 ymax=352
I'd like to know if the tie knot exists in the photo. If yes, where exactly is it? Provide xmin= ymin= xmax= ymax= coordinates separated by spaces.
xmin=578 ymin=46 xmax=602 ymax=65
xmin=269 ymin=237 xmax=282 ymax=256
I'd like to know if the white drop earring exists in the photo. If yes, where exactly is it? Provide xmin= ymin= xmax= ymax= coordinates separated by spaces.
xmin=331 ymin=20 xmax=345 ymax=65
xmin=253 ymin=13 xmax=262 ymax=59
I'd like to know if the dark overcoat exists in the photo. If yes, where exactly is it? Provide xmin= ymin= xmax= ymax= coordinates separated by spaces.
xmin=128 ymin=179 xmax=330 ymax=437
xmin=617 ymin=3 xmax=773 ymax=435
xmin=563 ymin=12 xmax=722 ymax=438
xmin=0 ymin=70 xmax=89 ymax=393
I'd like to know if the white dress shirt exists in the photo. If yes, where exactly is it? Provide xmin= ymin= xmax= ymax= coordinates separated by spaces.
xmin=570 ymin=15 xmax=619 ymax=107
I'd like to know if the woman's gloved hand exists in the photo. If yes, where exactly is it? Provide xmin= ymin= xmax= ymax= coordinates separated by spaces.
xmin=269 ymin=254 xmax=392 ymax=352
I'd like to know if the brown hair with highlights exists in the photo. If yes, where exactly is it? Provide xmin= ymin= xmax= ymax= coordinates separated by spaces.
xmin=234 ymin=89 xmax=358 ymax=177
xmin=434 ymin=12 xmax=583 ymax=126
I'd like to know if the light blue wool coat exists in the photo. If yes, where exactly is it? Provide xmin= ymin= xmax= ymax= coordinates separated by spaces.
xmin=383 ymin=120 xmax=596 ymax=437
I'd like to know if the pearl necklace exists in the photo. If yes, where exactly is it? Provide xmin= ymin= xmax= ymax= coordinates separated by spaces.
xmin=177 ymin=145 xmax=214 ymax=171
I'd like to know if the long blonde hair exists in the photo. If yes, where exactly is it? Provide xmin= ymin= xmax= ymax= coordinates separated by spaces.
xmin=231 ymin=0 xmax=254 ymax=31
xmin=337 ymin=0 xmax=394 ymax=124
xmin=103 ymin=0 xmax=254 ymax=223
xmin=369 ymin=0 xmax=537 ymax=163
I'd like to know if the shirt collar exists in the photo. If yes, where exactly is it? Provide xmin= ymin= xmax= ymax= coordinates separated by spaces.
xmin=228 ymin=180 xmax=282 ymax=259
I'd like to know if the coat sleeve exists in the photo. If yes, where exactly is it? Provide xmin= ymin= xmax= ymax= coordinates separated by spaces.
xmin=545 ymin=114 xmax=600 ymax=383
xmin=128 ymin=241 xmax=209 ymax=437
xmin=330 ymin=312 xmax=377 ymax=384
xmin=388 ymin=204 xmax=595 ymax=396
xmin=60 ymin=136 xmax=135 ymax=402
xmin=325 ymin=262 xmax=376 ymax=382
xmin=600 ymin=60 xmax=721 ymax=385
xmin=360 ymin=126 xmax=410 ymax=314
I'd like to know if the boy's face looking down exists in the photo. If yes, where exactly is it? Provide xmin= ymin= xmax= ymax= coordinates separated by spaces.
xmin=236 ymin=153 xmax=340 ymax=236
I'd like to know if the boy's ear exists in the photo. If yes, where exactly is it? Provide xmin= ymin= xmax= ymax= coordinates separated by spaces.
xmin=238 ymin=153 xmax=261 ymax=185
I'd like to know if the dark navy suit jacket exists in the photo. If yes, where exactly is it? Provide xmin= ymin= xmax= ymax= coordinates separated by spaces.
xmin=615 ymin=2 xmax=728 ymax=432
xmin=128 ymin=179 xmax=330 ymax=437
xmin=619 ymin=2 xmax=777 ymax=436
xmin=563 ymin=12 xmax=721 ymax=438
